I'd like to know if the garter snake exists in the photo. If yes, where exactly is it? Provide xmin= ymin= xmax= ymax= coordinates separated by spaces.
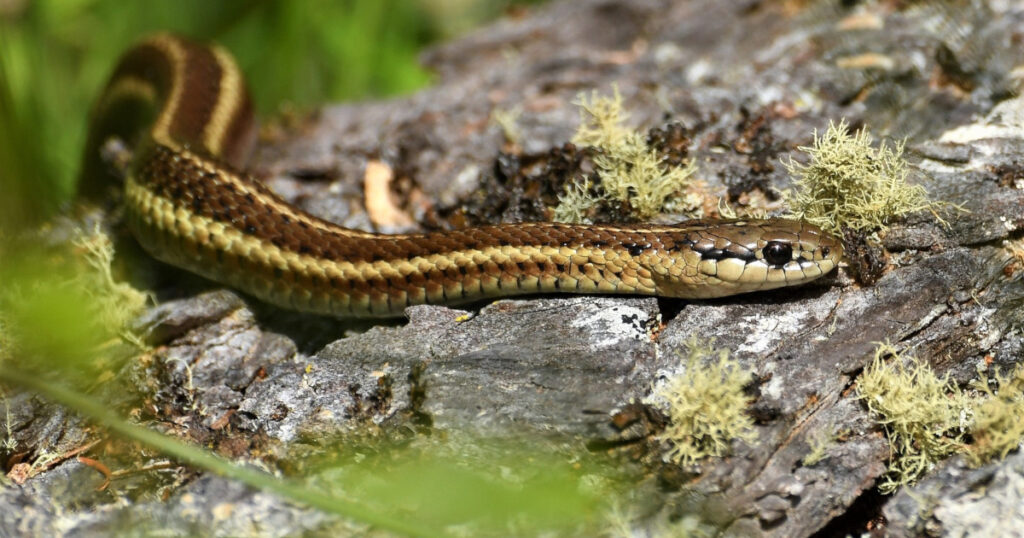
xmin=80 ymin=34 xmax=842 ymax=318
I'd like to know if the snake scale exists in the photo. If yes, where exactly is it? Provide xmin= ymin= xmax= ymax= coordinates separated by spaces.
xmin=80 ymin=34 xmax=842 ymax=318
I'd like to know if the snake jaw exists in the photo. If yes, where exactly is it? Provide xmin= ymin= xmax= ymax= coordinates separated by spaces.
xmin=647 ymin=219 xmax=843 ymax=299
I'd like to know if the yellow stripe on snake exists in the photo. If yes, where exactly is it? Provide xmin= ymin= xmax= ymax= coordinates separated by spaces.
xmin=80 ymin=34 xmax=842 ymax=318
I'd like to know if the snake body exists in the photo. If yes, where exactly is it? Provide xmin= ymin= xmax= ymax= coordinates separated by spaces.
xmin=81 ymin=34 xmax=842 ymax=318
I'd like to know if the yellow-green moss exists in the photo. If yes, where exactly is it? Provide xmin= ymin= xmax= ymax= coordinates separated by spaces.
xmin=490 ymin=106 xmax=523 ymax=146
xmin=647 ymin=336 xmax=756 ymax=466
xmin=717 ymin=198 xmax=770 ymax=220
xmin=72 ymin=224 xmax=150 ymax=347
xmin=858 ymin=342 xmax=1024 ymax=492
xmin=553 ymin=176 xmax=605 ymax=225
xmin=856 ymin=343 xmax=969 ymax=493
xmin=965 ymin=364 xmax=1024 ymax=466
xmin=554 ymin=88 xmax=700 ymax=223
xmin=0 ymin=225 xmax=150 ymax=374
xmin=801 ymin=424 xmax=837 ymax=466
xmin=571 ymin=87 xmax=633 ymax=149
xmin=785 ymin=120 xmax=944 ymax=235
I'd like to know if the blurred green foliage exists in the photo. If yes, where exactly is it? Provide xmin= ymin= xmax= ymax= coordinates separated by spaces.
xmin=297 ymin=433 xmax=621 ymax=534
xmin=0 ymin=3 xmax=642 ymax=535
xmin=0 ymin=0 xmax=536 ymax=228
xmin=0 ymin=0 xmax=542 ymax=386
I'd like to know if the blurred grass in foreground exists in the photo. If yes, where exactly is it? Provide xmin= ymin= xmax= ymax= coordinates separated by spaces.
xmin=0 ymin=226 xmax=625 ymax=533
xmin=0 ymin=1 xmax=637 ymax=535
xmin=5 ymin=363 xmax=620 ymax=535
xmin=0 ymin=0 xmax=538 ymax=228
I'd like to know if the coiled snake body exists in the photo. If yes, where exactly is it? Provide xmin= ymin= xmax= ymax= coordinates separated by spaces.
xmin=81 ymin=34 xmax=842 ymax=318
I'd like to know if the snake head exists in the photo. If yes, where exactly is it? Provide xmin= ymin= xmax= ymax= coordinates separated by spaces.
xmin=648 ymin=218 xmax=843 ymax=299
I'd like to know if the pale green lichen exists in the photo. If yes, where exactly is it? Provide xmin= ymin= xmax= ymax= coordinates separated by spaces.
xmin=552 ymin=176 xmax=604 ymax=225
xmin=717 ymin=197 xmax=770 ymax=220
xmin=554 ymin=87 xmax=700 ymax=223
xmin=647 ymin=336 xmax=756 ymax=466
xmin=72 ymin=224 xmax=150 ymax=348
xmin=490 ymin=106 xmax=523 ymax=146
xmin=856 ymin=343 xmax=969 ymax=493
xmin=802 ymin=424 xmax=837 ymax=466
xmin=0 ymin=224 xmax=150 ymax=377
xmin=858 ymin=343 xmax=1024 ymax=493
xmin=785 ymin=119 xmax=945 ymax=235
xmin=571 ymin=87 xmax=632 ymax=149
xmin=964 ymin=363 xmax=1024 ymax=467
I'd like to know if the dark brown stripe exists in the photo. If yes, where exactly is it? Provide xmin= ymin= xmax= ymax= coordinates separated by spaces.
xmin=103 ymin=43 xmax=174 ymax=106
xmin=219 ymin=88 xmax=256 ymax=168
xmin=133 ymin=143 xmax=704 ymax=265
xmin=78 ymin=42 xmax=176 ymax=200
xmin=167 ymin=40 xmax=223 ymax=155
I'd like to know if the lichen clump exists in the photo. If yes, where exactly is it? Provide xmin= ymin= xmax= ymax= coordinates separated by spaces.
xmin=0 ymin=225 xmax=150 ymax=370
xmin=801 ymin=425 xmax=837 ymax=466
xmin=72 ymin=225 xmax=150 ymax=338
xmin=647 ymin=336 xmax=756 ymax=466
xmin=857 ymin=343 xmax=1024 ymax=493
xmin=554 ymin=88 xmax=699 ymax=223
xmin=785 ymin=119 xmax=941 ymax=235
xmin=490 ymin=106 xmax=523 ymax=146
xmin=965 ymin=364 xmax=1024 ymax=466
xmin=856 ymin=343 xmax=969 ymax=493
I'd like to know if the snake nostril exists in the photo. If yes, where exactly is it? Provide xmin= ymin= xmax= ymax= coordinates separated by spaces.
xmin=762 ymin=242 xmax=793 ymax=266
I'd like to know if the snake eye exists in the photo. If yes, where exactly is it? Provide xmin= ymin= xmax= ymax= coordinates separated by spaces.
xmin=762 ymin=242 xmax=793 ymax=266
